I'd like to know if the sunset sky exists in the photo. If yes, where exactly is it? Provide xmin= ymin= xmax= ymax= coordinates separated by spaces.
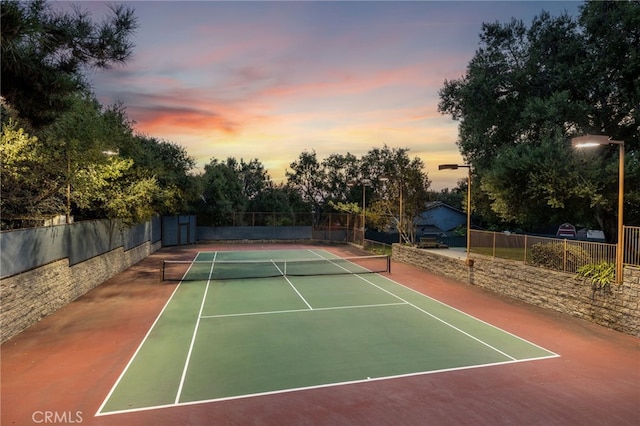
xmin=69 ymin=1 xmax=582 ymax=190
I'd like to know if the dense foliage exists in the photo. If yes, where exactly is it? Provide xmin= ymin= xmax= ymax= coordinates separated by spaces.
xmin=1 ymin=0 xmax=137 ymax=127
xmin=194 ymin=146 xmax=433 ymax=242
xmin=0 ymin=0 xmax=195 ymax=228
xmin=4 ymin=0 xmax=636 ymax=243
xmin=0 ymin=0 xmax=434 ymax=235
xmin=438 ymin=0 xmax=640 ymax=241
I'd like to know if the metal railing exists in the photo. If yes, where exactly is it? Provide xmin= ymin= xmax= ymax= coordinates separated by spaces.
xmin=195 ymin=212 xmax=640 ymax=270
xmin=470 ymin=226 xmax=640 ymax=273
xmin=470 ymin=230 xmax=616 ymax=274
xmin=624 ymin=226 xmax=640 ymax=266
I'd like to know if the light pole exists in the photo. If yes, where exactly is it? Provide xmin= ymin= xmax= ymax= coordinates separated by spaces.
xmin=572 ymin=135 xmax=625 ymax=283
xmin=439 ymin=164 xmax=472 ymax=262
xmin=347 ymin=179 xmax=370 ymax=236
xmin=378 ymin=175 xmax=403 ymax=243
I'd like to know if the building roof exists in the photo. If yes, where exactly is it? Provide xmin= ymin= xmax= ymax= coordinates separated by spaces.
xmin=422 ymin=201 xmax=465 ymax=215
xmin=414 ymin=201 xmax=467 ymax=233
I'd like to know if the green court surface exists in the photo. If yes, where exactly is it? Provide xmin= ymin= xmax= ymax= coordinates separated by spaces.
xmin=97 ymin=249 xmax=558 ymax=416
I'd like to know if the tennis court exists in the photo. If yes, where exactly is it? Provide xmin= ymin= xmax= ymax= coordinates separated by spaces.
xmin=96 ymin=248 xmax=557 ymax=417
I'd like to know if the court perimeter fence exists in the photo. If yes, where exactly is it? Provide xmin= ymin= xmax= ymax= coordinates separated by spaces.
xmin=469 ymin=226 xmax=640 ymax=273
xmin=197 ymin=211 xmax=640 ymax=273
xmin=4 ymin=212 xmax=638 ymax=279
xmin=2 ymin=213 xmax=639 ymax=342
xmin=0 ymin=217 xmax=162 ymax=279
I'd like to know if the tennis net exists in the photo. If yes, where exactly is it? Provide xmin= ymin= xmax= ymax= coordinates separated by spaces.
xmin=162 ymin=255 xmax=391 ymax=281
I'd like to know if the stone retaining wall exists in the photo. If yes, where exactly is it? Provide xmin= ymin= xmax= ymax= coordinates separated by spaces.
xmin=0 ymin=240 xmax=161 ymax=343
xmin=393 ymin=245 xmax=640 ymax=337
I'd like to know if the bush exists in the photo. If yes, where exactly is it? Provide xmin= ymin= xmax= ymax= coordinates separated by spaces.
xmin=576 ymin=262 xmax=615 ymax=291
xmin=529 ymin=243 xmax=592 ymax=272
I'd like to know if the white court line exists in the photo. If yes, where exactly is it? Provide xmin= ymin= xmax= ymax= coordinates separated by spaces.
xmin=318 ymin=248 xmax=559 ymax=357
xmin=271 ymin=260 xmax=313 ymax=309
xmin=97 ymin=248 xmax=559 ymax=417
xmin=356 ymin=273 xmax=518 ymax=360
xmin=305 ymin=249 xmax=551 ymax=361
xmin=95 ymin=353 xmax=559 ymax=417
xmin=373 ymin=272 xmax=561 ymax=357
xmin=95 ymin=251 xmax=204 ymax=417
xmin=200 ymin=302 xmax=409 ymax=319
xmin=173 ymin=252 xmax=217 ymax=404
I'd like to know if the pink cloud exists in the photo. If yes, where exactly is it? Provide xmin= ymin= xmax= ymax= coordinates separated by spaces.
xmin=84 ymin=0 xmax=581 ymax=193
xmin=133 ymin=105 xmax=239 ymax=136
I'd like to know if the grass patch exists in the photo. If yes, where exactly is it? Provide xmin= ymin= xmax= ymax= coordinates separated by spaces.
xmin=472 ymin=247 xmax=525 ymax=261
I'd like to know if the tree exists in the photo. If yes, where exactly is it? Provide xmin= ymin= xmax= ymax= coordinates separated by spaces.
xmin=0 ymin=92 xmax=188 ymax=228
xmin=322 ymin=152 xmax=360 ymax=203
xmin=480 ymin=136 xmax=594 ymax=230
xmin=237 ymin=158 xmax=272 ymax=207
xmin=574 ymin=0 xmax=640 ymax=237
xmin=0 ymin=93 xmax=112 ymax=223
xmin=438 ymin=1 xmax=639 ymax=241
xmin=71 ymin=156 xmax=160 ymax=227
xmin=1 ymin=0 xmax=137 ymax=126
xmin=286 ymin=150 xmax=328 ymax=222
xmin=198 ymin=158 xmax=247 ymax=225
xmin=0 ymin=119 xmax=63 ymax=223
xmin=44 ymin=94 xmax=176 ymax=226
xmin=287 ymin=150 xmax=372 ymax=226
xmin=251 ymin=183 xmax=312 ymax=225
xmin=578 ymin=1 xmax=640 ymax=144
xmin=286 ymin=145 xmax=431 ymax=239
xmin=197 ymin=157 xmax=274 ymax=224
xmin=0 ymin=1 xmax=205 ymax=227
xmin=361 ymin=145 xmax=431 ymax=243
xmin=122 ymin=135 xmax=196 ymax=215
xmin=430 ymin=185 xmax=465 ymax=211
xmin=438 ymin=12 xmax=587 ymax=170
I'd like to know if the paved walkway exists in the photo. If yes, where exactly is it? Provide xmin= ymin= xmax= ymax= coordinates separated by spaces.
xmin=422 ymin=246 xmax=467 ymax=259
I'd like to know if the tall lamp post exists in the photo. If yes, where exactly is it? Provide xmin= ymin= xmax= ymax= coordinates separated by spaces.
xmin=347 ymin=179 xmax=370 ymax=237
xmin=572 ymin=135 xmax=625 ymax=283
xmin=439 ymin=164 xmax=472 ymax=262
xmin=378 ymin=176 xmax=403 ymax=243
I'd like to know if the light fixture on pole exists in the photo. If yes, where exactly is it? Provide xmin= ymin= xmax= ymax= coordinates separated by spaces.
xmin=347 ymin=179 xmax=370 ymax=234
xmin=439 ymin=164 xmax=472 ymax=263
xmin=572 ymin=134 xmax=625 ymax=283
xmin=378 ymin=175 xmax=403 ymax=243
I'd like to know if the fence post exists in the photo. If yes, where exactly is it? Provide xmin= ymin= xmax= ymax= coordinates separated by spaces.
xmin=563 ymin=239 xmax=568 ymax=272
xmin=524 ymin=234 xmax=528 ymax=263
xmin=492 ymin=232 xmax=496 ymax=257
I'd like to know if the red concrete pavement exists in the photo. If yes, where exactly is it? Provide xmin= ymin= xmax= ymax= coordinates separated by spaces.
xmin=2 ymin=243 xmax=638 ymax=425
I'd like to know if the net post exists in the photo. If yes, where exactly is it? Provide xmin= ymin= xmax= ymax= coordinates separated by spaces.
xmin=387 ymin=255 xmax=391 ymax=274
xmin=161 ymin=260 xmax=165 ymax=281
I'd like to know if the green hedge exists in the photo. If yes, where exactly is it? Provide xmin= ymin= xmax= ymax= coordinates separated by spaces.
xmin=529 ymin=243 xmax=593 ymax=272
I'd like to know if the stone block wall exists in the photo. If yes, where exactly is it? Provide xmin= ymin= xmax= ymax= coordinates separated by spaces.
xmin=393 ymin=245 xmax=640 ymax=337
xmin=0 ymin=240 xmax=161 ymax=343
